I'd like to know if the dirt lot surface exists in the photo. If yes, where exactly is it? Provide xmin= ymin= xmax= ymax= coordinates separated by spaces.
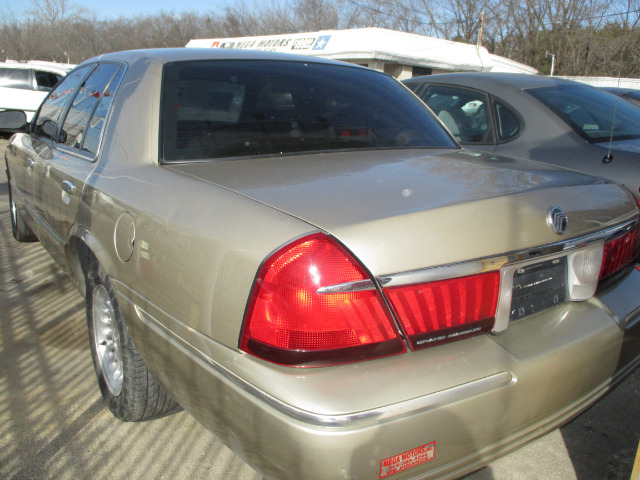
xmin=1 ymin=134 xmax=638 ymax=480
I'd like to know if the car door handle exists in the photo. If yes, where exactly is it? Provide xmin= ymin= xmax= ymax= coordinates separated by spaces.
xmin=26 ymin=158 xmax=35 ymax=169
xmin=61 ymin=180 xmax=76 ymax=195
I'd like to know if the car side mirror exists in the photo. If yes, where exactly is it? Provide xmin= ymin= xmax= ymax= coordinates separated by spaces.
xmin=42 ymin=119 xmax=59 ymax=140
xmin=0 ymin=110 xmax=28 ymax=130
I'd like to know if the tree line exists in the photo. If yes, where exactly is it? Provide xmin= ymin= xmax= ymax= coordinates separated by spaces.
xmin=1 ymin=0 xmax=639 ymax=77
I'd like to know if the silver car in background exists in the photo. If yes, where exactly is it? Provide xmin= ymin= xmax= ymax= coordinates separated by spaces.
xmin=3 ymin=49 xmax=640 ymax=480
xmin=404 ymin=73 xmax=640 ymax=199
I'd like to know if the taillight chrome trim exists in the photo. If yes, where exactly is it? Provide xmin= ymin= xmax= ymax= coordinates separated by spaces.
xmin=377 ymin=219 xmax=639 ymax=289
xmin=316 ymin=279 xmax=377 ymax=294
xmin=378 ymin=259 xmax=507 ymax=288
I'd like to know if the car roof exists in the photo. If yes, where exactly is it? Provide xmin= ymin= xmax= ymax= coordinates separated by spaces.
xmin=80 ymin=47 xmax=366 ymax=70
xmin=403 ymin=72 xmax=583 ymax=91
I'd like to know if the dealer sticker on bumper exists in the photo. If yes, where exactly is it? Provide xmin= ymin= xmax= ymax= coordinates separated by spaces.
xmin=379 ymin=441 xmax=436 ymax=478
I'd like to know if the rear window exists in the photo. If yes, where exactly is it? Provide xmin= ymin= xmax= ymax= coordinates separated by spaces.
xmin=161 ymin=60 xmax=456 ymax=162
xmin=527 ymin=84 xmax=640 ymax=143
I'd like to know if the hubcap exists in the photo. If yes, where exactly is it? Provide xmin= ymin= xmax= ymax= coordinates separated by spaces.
xmin=92 ymin=284 xmax=123 ymax=396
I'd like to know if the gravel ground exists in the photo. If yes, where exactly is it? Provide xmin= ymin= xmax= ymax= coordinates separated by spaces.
xmin=1 ymin=134 xmax=638 ymax=480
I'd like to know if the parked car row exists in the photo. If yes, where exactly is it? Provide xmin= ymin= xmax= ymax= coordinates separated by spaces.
xmin=2 ymin=49 xmax=639 ymax=480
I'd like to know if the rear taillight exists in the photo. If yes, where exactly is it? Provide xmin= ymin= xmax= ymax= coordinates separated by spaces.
xmin=385 ymin=272 xmax=500 ymax=350
xmin=241 ymin=233 xmax=405 ymax=367
xmin=599 ymin=223 xmax=640 ymax=280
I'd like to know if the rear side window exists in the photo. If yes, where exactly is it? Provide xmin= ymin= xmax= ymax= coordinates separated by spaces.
xmin=404 ymin=82 xmax=421 ymax=93
xmin=419 ymin=85 xmax=492 ymax=144
xmin=494 ymin=101 xmax=521 ymax=141
xmin=60 ymin=63 xmax=123 ymax=152
xmin=161 ymin=60 xmax=456 ymax=162
xmin=0 ymin=67 xmax=31 ymax=90
xmin=34 ymin=65 xmax=93 ymax=140
xmin=81 ymin=67 xmax=125 ymax=156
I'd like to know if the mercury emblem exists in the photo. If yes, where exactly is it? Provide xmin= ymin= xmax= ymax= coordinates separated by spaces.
xmin=547 ymin=205 xmax=568 ymax=235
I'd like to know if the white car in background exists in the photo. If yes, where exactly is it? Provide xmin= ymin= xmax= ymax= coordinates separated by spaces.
xmin=0 ymin=61 xmax=73 ymax=123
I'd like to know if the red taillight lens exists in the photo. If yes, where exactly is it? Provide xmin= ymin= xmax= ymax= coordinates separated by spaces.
xmin=385 ymin=272 xmax=500 ymax=350
xmin=600 ymin=224 xmax=640 ymax=280
xmin=241 ymin=233 xmax=405 ymax=367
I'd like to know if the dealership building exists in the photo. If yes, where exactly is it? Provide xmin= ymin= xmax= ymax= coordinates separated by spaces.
xmin=186 ymin=27 xmax=538 ymax=80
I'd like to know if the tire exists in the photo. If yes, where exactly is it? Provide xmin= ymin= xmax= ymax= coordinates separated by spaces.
xmin=8 ymin=180 xmax=37 ymax=242
xmin=86 ymin=260 xmax=178 ymax=421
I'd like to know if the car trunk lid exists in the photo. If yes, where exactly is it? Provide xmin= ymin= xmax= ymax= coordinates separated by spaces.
xmin=166 ymin=148 xmax=636 ymax=275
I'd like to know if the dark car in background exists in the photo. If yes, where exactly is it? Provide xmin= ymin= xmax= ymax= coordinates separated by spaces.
xmin=404 ymin=73 xmax=640 ymax=198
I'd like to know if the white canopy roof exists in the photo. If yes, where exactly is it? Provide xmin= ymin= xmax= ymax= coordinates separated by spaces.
xmin=187 ymin=27 xmax=537 ymax=74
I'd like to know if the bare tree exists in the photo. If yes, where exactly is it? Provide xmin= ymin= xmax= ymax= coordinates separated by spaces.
xmin=29 ymin=0 xmax=87 ymax=24
xmin=294 ymin=0 xmax=340 ymax=31
xmin=0 ymin=0 xmax=638 ymax=76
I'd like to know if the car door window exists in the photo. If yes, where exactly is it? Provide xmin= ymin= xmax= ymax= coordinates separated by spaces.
xmin=34 ymin=65 xmax=93 ymax=141
xmin=0 ymin=67 xmax=31 ymax=90
xmin=494 ymin=101 xmax=521 ymax=142
xmin=419 ymin=86 xmax=492 ymax=143
xmin=35 ymin=70 xmax=63 ymax=91
xmin=60 ymin=63 xmax=123 ymax=153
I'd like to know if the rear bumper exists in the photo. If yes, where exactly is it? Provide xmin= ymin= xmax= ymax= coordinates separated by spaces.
xmin=118 ymin=268 xmax=640 ymax=480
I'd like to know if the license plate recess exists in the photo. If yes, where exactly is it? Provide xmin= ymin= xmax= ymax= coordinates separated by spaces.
xmin=510 ymin=257 xmax=567 ymax=321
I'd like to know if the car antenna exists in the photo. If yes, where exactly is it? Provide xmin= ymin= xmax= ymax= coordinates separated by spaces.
xmin=604 ymin=25 xmax=635 ymax=164
xmin=602 ymin=89 xmax=619 ymax=164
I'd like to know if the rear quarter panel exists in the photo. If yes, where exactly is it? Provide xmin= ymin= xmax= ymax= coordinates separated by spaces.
xmin=77 ymin=55 xmax=316 ymax=349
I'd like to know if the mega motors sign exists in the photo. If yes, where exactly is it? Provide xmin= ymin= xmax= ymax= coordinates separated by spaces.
xmin=190 ymin=34 xmax=332 ymax=53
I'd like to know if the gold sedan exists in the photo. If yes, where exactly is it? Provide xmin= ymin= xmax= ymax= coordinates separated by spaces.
xmin=2 ymin=48 xmax=640 ymax=480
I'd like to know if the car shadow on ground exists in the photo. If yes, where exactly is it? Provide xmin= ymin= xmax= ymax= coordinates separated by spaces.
xmin=0 ymin=209 xmax=264 ymax=480
xmin=562 ymin=369 xmax=640 ymax=480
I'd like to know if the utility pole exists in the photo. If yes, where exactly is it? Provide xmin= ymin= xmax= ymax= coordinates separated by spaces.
xmin=476 ymin=11 xmax=484 ymax=54
xmin=546 ymin=51 xmax=555 ymax=76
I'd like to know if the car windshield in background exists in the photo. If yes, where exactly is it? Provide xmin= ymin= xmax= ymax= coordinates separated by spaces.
xmin=527 ymin=84 xmax=640 ymax=143
xmin=161 ymin=60 xmax=456 ymax=162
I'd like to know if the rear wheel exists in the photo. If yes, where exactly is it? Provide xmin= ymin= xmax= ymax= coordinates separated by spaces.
xmin=86 ymin=260 xmax=178 ymax=421
xmin=8 ymin=181 xmax=37 ymax=242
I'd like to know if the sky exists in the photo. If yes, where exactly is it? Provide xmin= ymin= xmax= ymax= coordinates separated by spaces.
xmin=3 ymin=0 xmax=230 ymax=20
